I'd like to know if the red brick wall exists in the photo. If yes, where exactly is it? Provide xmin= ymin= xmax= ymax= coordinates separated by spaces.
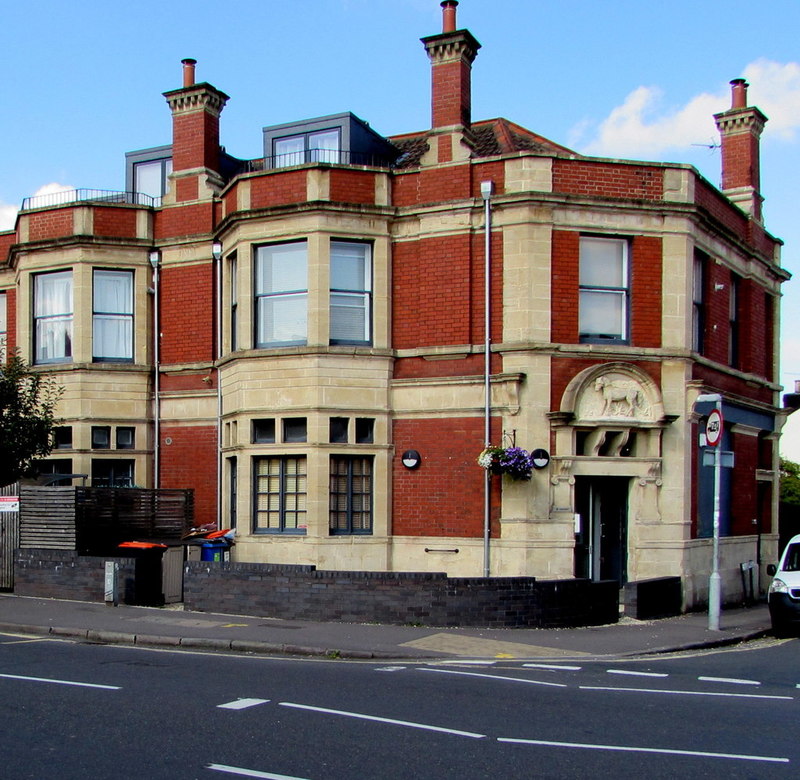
xmin=695 ymin=181 xmax=750 ymax=244
xmin=160 ymin=423 xmax=217 ymax=527
xmin=159 ymin=263 xmax=214 ymax=364
xmin=172 ymin=109 xmax=220 ymax=173
xmin=551 ymin=230 xmax=580 ymax=343
xmin=630 ymin=235 xmax=662 ymax=347
xmin=28 ymin=209 xmax=73 ymax=241
xmin=392 ymin=231 xmax=502 ymax=378
xmin=176 ymin=177 xmax=199 ymax=203
xmin=720 ymin=130 xmax=760 ymax=194
xmin=155 ymin=203 xmax=214 ymax=239
xmin=551 ymin=231 xmax=662 ymax=347
xmin=552 ymin=160 xmax=663 ymax=201
xmin=250 ymin=171 xmax=307 ymax=209
xmin=431 ymin=59 xmax=471 ymax=128
xmin=392 ymin=417 xmax=500 ymax=537
xmin=92 ymin=207 xmax=137 ymax=238
xmin=392 ymin=165 xmax=471 ymax=206
xmin=470 ymin=162 xmax=505 ymax=198
xmin=329 ymin=169 xmax=375 ymax=205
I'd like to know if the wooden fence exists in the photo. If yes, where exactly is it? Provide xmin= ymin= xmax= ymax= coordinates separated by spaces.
xmin=0 ymin=483 xmax=20 ymax=590
xmin=19 ymin=486 xmax=194 ymax=554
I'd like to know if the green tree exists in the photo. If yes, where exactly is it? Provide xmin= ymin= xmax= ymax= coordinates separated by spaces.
xmin=780 ymin=457 xmax=800 ymax=506
xmin=0 ymin=352 xmax=63 ymax=487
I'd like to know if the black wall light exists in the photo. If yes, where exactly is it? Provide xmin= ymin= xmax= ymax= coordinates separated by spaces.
xmin=401 ymin=450 xmax=422 ymax=469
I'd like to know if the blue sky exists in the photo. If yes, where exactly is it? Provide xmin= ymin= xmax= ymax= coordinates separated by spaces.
xmin=2 ymin=0 xmax=798 ymax=456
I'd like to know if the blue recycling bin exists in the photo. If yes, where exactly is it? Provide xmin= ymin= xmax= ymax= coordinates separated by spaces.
xmin=200 ymin=541 xmax=229 ymax=562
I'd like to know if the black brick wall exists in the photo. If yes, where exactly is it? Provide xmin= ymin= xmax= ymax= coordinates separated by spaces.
xmin=183 ymin=561 xmax=619 ymax=628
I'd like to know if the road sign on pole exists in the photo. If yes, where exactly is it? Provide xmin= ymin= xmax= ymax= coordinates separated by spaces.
xmin=705 ymin=408 xmax=723 ymax=447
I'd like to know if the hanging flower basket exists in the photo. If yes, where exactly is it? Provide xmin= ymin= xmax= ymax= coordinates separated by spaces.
xmin=477 ymin=445 xmax=534 ymax=481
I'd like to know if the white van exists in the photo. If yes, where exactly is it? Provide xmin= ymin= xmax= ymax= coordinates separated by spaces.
xmin=767 ymin=534 xmax=800 ymax=636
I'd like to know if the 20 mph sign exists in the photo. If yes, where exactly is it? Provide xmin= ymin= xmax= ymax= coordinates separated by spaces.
xmin=705 ymin=408 xmax=723 ymax=447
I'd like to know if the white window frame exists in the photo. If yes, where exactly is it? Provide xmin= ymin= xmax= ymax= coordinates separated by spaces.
xmin=330 ymin=240 xmax=372 ymax=345
xmin=92 ymin=269 xmax=134 ymax=362
xmin=254 ymin=241 xmax=308 ymax=347
xmin=579 ymin=237 xmax=629 ymax=343
xmin=34 ymin=270 xmax=73 ymax=364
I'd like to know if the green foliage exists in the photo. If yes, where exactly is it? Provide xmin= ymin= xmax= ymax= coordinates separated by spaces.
xmin=780 ymin=458 xmax=800 ymax=506
xmin=0 ymin=351 xmax=63 ymax=487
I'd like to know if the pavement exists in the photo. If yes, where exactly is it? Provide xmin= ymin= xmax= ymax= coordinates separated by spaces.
xmin=0 ymin=593 xmax=775 ymax=661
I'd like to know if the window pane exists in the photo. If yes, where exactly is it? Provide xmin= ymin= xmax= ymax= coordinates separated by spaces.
xmin=253 ymin=419 xmax=276 ymax=443
xmin=309 ymin=129 xmax=340 ymax=163
xmin=93 ymin=270 xmax=133 ymax=360
xmin=355 ymin=418 xmax=374 ymax=444
xmin=579 ymin=238 xmax=626 ymax=288
xmin=329 ymin=456 xmax=373 ymax=534
xmin=579 ymin=290 xmax=626 ymax=339
xmin=283 ymin=418 xmax=307 ymax=443
xmin=116 ymin=427 xmax=135 ymax=449
xmin=331 ymin=293 xmax=368 ymax=342
xmin=256 ymin=243 xmax=308 ymax=294
xmin=330 ymin=417 xmax=349 ymax=443
xmin=35 ymin=271 xmax=73 ymax=363
xmin=257 ymin=293 xmax=308 ymax=345
xmin=274 ymin=135 xmax=304 ymax=167
xmin=133 ymin=160 xmax=164 ymax=198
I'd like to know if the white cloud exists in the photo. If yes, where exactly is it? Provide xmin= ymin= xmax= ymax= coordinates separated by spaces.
xmin=574 ymin=60 xmax=800 ymax=159
xmin=0 ymin=182 xmax=75 ymax=231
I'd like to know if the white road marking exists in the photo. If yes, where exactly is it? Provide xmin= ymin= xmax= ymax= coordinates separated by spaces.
xmin=207 ymin=764 xmax=309 ymax=779
xmin=420 ymin=667 xmax=566 ymax=688
xmin=217 ymin=698 xmax=270 ymax=710
xmin=606 ymin=669 xmax=669 ymax=678
xmin=580 ymin=685 xmax=792 ymax=701
xmin=432 ymin=660 xmax=497 ymax=666
xmin=279 ymin=702 xmax=486 ymax=739
xmin=0 ymin=672 xmax=120 ymax=690
xmin=497 ymin=737 xmax=789 ymax=763
xmin=698 ymin=676 xmax=760 ymax=686
xmin=523 ymin=664 xmax=582 ymax=671
xmin=374 ymin=666 xmax=407 ymax=672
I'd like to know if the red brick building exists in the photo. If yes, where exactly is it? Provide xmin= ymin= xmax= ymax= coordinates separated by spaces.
xmin=0 ymin=1 xmax=789 ymax=607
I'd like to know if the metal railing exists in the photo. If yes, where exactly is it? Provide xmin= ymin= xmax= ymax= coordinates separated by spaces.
xmin=240 ymin=149 xmax=396 ymax=174
xmin=21 ymin=189 xmax=160 ymax=211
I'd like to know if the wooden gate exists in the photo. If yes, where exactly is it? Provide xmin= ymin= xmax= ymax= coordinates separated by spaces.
xmin=0 ymin=483 xmax=20 ymax=590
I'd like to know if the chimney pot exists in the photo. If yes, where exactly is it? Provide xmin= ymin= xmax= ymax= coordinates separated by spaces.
xmin=730 ymin=78 xmax=748 ymax=109
xmin=441 ymin=0 xmax=458 ymax=33
xmin=182 ymin=58 xmax=197 ymax=88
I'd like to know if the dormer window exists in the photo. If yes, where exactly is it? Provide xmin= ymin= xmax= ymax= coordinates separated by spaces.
xmin=274 ymin=128 xmax=340 ymax=167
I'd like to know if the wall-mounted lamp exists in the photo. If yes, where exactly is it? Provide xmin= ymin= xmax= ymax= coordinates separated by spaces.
xmin=148 ymin=249 xmax=161 ymax=268
xmin=714 ymin=282 xmax=725 ymax=291
xmin=212 ymin=240 xmax=223 ymax=261
xmin=401 ymin=450 xmax=422 ymax=469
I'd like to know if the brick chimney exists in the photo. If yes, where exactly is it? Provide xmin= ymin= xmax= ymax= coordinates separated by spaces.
xmin=163 ymin=59 xmax=229 ymax=203
xmin=421 ymin=1 xmax=481 ymax=130
xmin=714 ymin=78 xmax=768 ymax=222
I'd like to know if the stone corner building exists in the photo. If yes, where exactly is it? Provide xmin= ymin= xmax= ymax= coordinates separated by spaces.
xmin=0 ymin=1 xmax=789 ymax=609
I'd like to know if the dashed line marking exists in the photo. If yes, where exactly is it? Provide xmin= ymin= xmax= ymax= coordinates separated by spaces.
xmin=523 ymin=664 xmax=582 ymax=671
xmin=208 ymin=764 xmax=309 ymax=779
xmin=607 ymin=669 xmax=669 ymax=678
xmin=217 ymin=698 xmax=270 ymax=710
xmin=698 ymin=676 xmax=760 ymax=686
xmin=497 ymin=736 xmax=789 ymax=763
xmin=580 ymin=685 xmax=791 ymax=701
xmin=279 ymin=702 xmax=486 ymax=739
xmin=420 ymin=667 xmax=567 ymax=688
xmin=0 ymin=672 xmax=120 ymax=690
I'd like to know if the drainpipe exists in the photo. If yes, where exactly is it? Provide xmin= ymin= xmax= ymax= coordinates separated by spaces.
xmin=480 ymin=180 xmax=494 ymax=577
xmin=148 ymin=249 xmax=161 ymax=489
xmin=212 ymin=240 xmax=223 ymax=531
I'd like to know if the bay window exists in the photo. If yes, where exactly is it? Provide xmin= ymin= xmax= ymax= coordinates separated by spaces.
xmin=255 ymin=241 xmax=308 ymax=347
xmin=93 ymin=269 xmax=133 ymax=361
xmin=579 ymin=237 xmax=629 ymax=343
xmin=34 ymin=270 xmax=72 ymax=364
xmin=254 ymin=456 xmax=307 ymax=533
xmin=330 ymin=241 xmax=371 ymax=344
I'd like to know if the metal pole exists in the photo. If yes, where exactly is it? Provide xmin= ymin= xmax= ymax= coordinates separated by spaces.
xmin=149 ymin=251 xmax=161 ymax=490
xmin=480 ymin=181 xmax=493 ymax=578
xmin=215 ymin=246 xmax=223 ymax=532
xmin=709 ymin=397 xmax=722 ymax=630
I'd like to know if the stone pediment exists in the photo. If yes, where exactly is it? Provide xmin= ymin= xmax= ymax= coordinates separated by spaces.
xmin=563 ymin=364 xmax=664 ymax=425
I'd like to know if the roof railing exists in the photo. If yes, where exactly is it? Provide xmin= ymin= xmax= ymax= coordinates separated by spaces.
xmin=21 ymin=189 xmax=160 ymax=211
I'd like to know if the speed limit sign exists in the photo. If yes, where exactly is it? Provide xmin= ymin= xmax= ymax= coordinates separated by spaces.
xmin=705 ymin=408 xmax=723 ymax=447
